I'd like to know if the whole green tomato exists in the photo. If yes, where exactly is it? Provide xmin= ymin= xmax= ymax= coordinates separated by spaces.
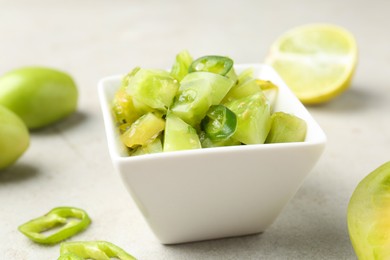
xmin=0 ymin=67 xmax=78 ymax=129
xmin=0 ymin=105 xmax=29 ymax=169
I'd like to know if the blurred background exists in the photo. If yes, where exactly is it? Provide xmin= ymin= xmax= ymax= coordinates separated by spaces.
xmin=1 ymin=0 xmax=389 ymax=259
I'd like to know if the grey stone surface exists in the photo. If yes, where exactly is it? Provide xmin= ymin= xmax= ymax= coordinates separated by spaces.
xmin=1 ymin=0 xmax=389 ymax=259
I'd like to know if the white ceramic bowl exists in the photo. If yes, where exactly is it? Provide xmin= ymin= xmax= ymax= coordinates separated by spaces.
xmin=98 ymin=64 xmax=326 ymax=244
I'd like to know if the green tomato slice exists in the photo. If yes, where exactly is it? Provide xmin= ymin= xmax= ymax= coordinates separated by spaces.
xmin=170 ymin=72 xmax=234 ymax=126
xmin=256 ymin=79 xmax=279 ymax=112
xmin=225 ymin=92 xmax=271 ymax=144
xmin=223 ymin=77 xmax=261 ymax=103
xmin=265 ymin=112 xmax=307 ymax=143
xmin=120 ymin=113 xmax=165 ymax=148
xmin=112 ymin=88 xmax=143 ymax=133
xmin=131 ymin=135 xmax=163 ymax=156
xmin=201 ymin=105 xmax=237 ymax=142
xmin=170 ymin=50 xmax=193 ymax=82
xmin=126 ymin=68 xmax=179 ymax=112
xmin=199 ymin=131 xmax=241 ymax=148
xmin=223 ymin=68 xmax=262 ymax=103
xmin=121 ymin=67 xmax=141 ymax=88
xmin=163 ymin=113 xmax=201 ymax=152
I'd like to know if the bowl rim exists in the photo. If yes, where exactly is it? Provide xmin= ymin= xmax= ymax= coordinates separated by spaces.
xmin=98 ymin=63 xmax=327 ymax=162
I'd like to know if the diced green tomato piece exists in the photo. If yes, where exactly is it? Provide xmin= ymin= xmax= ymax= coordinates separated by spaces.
xmin=265 ymin=112 xmax=307 ymax=143
xmin=199 ymin=131 xmax=241 ymax=148
xmin=205 ymin=72 xmax=235 ymax=104
xmin=163 ymin=113 xmax=201 ymax=152
xmin=225 ymin=66 xmax=238 ymax=84
xmin=131 ymin=96 xmax=154 ymax=115
xmin=131 ymin=135 xmax=163 ymax=156
xmin=237 ymin=68 xmax=254 ymax=83
xmin=183 ymin=71 xmax=234 ymax=104
xmin=170 ymin=72 xmax=234 ymax=126
xmin=170 ymin=81 xmax=212 ymax=127
xmin=119 ymin=67 xmax=154 ymax=118
xmin=121 ymin=113 xmax=165 ymax=148
xmin=222 ymin=77 xmax=261 ymax=103
xmin=126 ymin=69 xmax=179 ymax=111
xmin=112 ymin=88 xmax=143 ymax=133
xmin=112 ymin=67 xmax=153 ymax=133
xmin=201 ymin=105 xmax=237 ymax=142
xmin=170 ymin=50 xmax=193 ymax=82
xmin=121 ymin=67 xmax=141 ymax=88
xmin=189 ymin=55 xmax=233 ymax=75
xmin=222 ymin=68 xmax=262 ymax=103
xmin=256 ymin=79 xmax=279 ymax=112
xmin=225 ymin=92 xmax=271 ymax=144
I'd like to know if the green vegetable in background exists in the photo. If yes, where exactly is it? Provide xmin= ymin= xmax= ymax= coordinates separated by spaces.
xmin=59 ymin=241 xmax=137 ymax=260
xmin=0 ymin=105 xmax=29 ymax=170
xmin=348 ymin=161 xmax=390 ymax=259
xmin=0 ymin=67 xmax=78 ymax=129
xmin=18 ymin=207 xmax=91 ymax=244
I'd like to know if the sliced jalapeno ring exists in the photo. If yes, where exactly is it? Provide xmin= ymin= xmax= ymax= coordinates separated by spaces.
xmin=18 ymin=207 xmax=91 ymax=245
xmin=59 ymin=241 xmax=137 ymax=260
xmin=57 ymin=252 xmax=84 ymax=260
xmin=201 ymin=105 xmax=237 ymax=142
xmin=189 ymin=55 xmax=234 ymax=76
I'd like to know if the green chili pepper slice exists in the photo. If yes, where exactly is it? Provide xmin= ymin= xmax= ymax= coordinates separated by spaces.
xmin=189 ymin=55 xmax=234 ymax=76
xmin=18 ymin=207 xmax=91 ymax=245
xmin=201 ymin=105 xmax=237 ymax=142
xmin=59 ymin=241 xmax=137 ymax=260
xmin=57 ymin=252 xmax=84 ymax=260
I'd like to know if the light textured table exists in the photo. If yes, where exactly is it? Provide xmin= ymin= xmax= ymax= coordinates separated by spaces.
xmin=1 ymin=0 xmax=389 ymax=259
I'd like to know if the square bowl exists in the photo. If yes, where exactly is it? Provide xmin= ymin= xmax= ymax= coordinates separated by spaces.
xmin=98 ymin=64 xmax=326 ymax=244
